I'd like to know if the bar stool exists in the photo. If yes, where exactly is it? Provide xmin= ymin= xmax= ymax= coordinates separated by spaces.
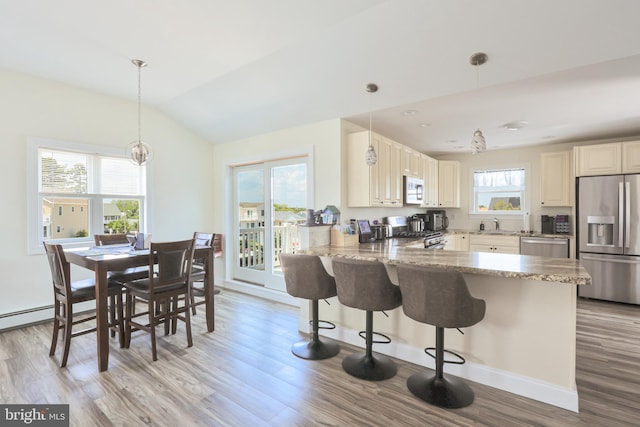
xmin=331 ymin=258 xmax=402 ymax=381
xmin=396 ymin=264 xmax=486 ymax=408
xmin=280 ymin=253 xmax=340 ymax=360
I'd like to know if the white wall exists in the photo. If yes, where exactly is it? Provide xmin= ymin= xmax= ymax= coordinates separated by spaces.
xmin=211 ymin=119 xmax=343 ymax=284
xmin=0 ymin=69 xmax=214 ymax=328
xmin=436 ymin=142 xmax=577 ymax=233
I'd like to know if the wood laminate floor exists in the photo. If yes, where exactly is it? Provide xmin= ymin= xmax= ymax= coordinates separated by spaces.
xmin=0 ymin=291 xmax=639 ymax=426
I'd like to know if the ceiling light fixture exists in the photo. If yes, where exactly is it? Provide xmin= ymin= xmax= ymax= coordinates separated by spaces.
xmin=470 ymin=52 xmax=488 ymax=154
xmin=128 ymin=59 xmax=152 ymax=166
xmin=403 ymin=109 xmax=418 ymax=116
xmin=503 ymin=120 xmax=528 ymax=131
xmin=365 ymin=83 xmax=379 ymax=166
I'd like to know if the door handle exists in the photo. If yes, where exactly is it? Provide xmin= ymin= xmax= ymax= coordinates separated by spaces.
xmin=626 ymin=181 xmax=631 ymax=249
xmin=619 ymin=182 xmax=624 ymax=248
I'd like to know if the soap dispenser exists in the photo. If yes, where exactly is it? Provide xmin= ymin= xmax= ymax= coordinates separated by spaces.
xmin=480 ymin=221 xmax=485 ymax=231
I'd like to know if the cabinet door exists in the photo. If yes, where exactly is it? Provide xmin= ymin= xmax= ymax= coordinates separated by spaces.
xmin=469 ymin=244 xmax=493 ymax=253
xmin=540 ymin=151 xmax=572 ymax=207
xmin=576 ymin=143 xmax=621 ymax=176
xmin=423 ymin=156 xmax=439 ymax=207
xmin=494 ymin=246 xmax=520 ymax=254
xmin=456 ymin=234 xmax=469 ymax=251
xmin=347 ymin=131 xmax=374 ymax=207
xmin=622 ymin=141 xmax=640 ymax=173
xmin=438 ymin=160 xmax=460 ymax=208
xmin=390 ymin=141 xmax=403 ymax=206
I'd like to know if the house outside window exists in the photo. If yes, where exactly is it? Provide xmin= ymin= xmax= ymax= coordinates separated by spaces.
xmin=27 ymin=137 xmax=148 ymax=252
xmin=471 ymin=167 xmax=527 ymax=214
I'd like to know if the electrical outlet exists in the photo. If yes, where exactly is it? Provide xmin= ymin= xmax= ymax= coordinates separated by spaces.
xmin=450 ymin=213 xmax=456 ymax=220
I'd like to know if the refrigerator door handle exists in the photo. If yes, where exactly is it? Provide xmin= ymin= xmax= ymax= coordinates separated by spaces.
xmin=625 ymin=181 xmax=631 ymax=249
xmin=619 ymin=182 xmax=624 ymax=248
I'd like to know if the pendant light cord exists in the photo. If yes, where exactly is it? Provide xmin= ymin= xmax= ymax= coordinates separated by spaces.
xmin=137 ymin=62 xmax=142 ymax=143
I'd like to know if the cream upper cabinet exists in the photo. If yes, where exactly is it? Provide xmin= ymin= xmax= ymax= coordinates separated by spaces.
xmin=422 ymin=155 xmax=439 ymax=207
xmin=540 ymin=151 xmax=573 ymax=207
xmin=575 ymin=141 xmax=640 ymax=176
xmin=575 ymin=143 xmax=622 ymax=176
xmin=347 ymin=131 xmax=402 ymax=208
xmin=380 ymin=137 xmax=403 ymax=206
xmin=438 ymin=160 xmax=460 ymax=208
xmin=469 ymin=234 xmax=520 ymax=254
xmin=622 ymin=141 xmax=640 ymax=173
xmin=402 ymin=147 xmax=423 ymax=177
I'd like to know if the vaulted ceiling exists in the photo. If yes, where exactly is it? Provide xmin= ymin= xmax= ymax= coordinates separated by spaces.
xmin=2 ymin=0 xmax=640 ymax=154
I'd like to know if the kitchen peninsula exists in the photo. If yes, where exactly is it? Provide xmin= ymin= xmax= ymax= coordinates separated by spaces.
xmin=298 ymin=240 xmax=591 ymax=412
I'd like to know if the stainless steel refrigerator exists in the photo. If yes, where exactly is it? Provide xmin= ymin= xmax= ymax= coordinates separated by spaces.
xmin=577 ymin=174 xmax=640 ymax=304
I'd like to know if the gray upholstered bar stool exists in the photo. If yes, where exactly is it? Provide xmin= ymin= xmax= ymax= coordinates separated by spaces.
xmin=332 ymin=258 xmax=402 ymax=381
xmin=396 ymin=264 xmax=486 ymax=408
xmin=280 ymin=253 xmax=340 ymax=360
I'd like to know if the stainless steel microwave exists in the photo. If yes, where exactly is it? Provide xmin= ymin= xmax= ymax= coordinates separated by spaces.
xmin=404 ymin=176 xmax=424 ymax=205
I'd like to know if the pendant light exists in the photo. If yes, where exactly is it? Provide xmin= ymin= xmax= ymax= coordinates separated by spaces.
xmin=365 ymin=83 xmax=378 ymax=166
xmin=128 ymin=59 xmax=152 ymax=166
xmin=470 ymin=52 xmax=488 ymax=154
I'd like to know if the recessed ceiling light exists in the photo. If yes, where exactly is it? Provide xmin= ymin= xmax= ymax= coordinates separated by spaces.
xmin=445 ymin=139 xmax=457 ymax=144
xmin=502 ymin=120 xmax=528 ymax=131
xmin=419 ymin=123 xmax=431 ymax=128
xmin=453 ymin=145 xmax=465 ymax=150
xmin=402 ymin=110 xmax=418 ymax=116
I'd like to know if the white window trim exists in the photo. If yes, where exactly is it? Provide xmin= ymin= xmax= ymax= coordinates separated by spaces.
xmin=468 ymin=163 xmax=530 ymax=217
xmin=26 ymin=136 xmax=153 ymax=254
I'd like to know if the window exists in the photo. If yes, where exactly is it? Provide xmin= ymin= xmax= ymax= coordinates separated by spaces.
xmin=27 ymin=137 xmax=148 ymax=252
xmin=472 ymin=167 xmax=526 ymax=214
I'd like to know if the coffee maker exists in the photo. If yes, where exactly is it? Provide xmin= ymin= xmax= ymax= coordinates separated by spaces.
xmin=426 ymin=210 xmax=448 ymax=231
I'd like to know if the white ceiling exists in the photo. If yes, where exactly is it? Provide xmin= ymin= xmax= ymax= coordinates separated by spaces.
xmin=2 ymin=0 xmax=640 ymax=155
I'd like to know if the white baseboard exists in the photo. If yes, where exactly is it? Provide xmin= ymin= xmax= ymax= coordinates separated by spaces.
xmin=221 ymin=280 xmax=298 ymax=306
xmin=320 ymin=326 xmax=579 ymax=413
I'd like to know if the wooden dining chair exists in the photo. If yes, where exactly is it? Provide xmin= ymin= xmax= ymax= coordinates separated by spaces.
xmin=123 ymin=238 xmax=196 ymax=361
xmin=94 ymin=233 xmax=149 ymax=332
xmin=189 ymin=232 xmax=223 ymax=315
xmin=44 ymin=242 xmax=124 ymax=367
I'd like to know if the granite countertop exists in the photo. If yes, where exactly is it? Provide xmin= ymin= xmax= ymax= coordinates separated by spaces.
xmin=299 ymin=239 xmax=591 ymax=285
xmin=445 ymin=229 xmax=574 ymax=238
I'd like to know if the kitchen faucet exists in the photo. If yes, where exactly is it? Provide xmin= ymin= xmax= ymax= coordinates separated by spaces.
xmin=493 ymin=217 xmax=500 ymax=230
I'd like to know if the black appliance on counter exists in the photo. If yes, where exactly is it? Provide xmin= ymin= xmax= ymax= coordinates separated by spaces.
xmin=357 ymin=219 xmax=376 ymax=243
xmin=426 ymin=209 xmax=449 ymax=231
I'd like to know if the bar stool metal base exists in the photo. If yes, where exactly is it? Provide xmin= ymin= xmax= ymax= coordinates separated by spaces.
xmin=292 ymin=337 xmax=340 ymax=360
xmin=407 ymin=371 xmax=474 ymax=409
xmin=342 ymin=352 xmax=397 ymax=381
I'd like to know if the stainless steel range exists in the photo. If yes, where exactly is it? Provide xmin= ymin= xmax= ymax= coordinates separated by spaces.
xmin=383 ymin=216 xmax=445 ymax=249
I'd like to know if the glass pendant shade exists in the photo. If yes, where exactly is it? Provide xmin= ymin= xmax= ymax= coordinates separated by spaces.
xmin=129 ymin=140 xmax=152 ymax=166
xmin=129 ymin=59 xmax=151 ymax=166
xmin=471 ymin=129 xmax=486 ymax=154
xmin=365 ymin=144 xmax=378 ymax=166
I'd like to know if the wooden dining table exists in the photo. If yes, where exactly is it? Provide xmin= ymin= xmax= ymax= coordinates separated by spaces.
xmin=65 ymin=244 xmax=215 ymax=372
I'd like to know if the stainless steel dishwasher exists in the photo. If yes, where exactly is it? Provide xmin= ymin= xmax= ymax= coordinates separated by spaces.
xmin=520 ymin=236 xmax=569 ymax=258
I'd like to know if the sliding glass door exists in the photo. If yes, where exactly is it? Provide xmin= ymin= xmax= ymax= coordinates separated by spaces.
xmin=233 ymin=157 xmax=308 ymax=291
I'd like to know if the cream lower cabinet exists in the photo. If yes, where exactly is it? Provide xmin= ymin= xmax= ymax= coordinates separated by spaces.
xmin=540 ymin=151 xmax=573 ymax=207
xmin=347 ymin=131 xmax=402 ymax=207
xmin=444 ymin=233 xmax=469 ymax=251
xmin=469 ymin=234 xmax=520 ymax=254
xmin=438 ymin=160 xmax=460 ymax=208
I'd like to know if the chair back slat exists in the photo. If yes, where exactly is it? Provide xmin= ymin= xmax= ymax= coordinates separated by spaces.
xmin=94 ymin=234 xmax=130 ymax=246
xmin=43 ymin=242 xmax=72 ymax=298
xmin=148 ymin=239 xmax=196 ymax=293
